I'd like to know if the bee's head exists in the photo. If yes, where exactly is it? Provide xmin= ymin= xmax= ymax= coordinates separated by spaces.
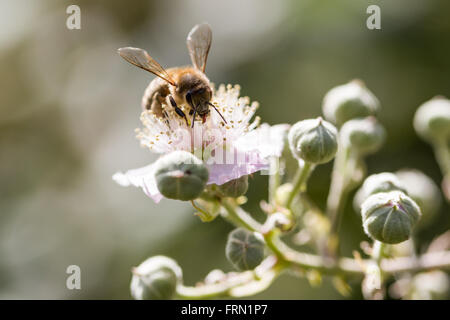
xmin=186 ymin=86 xmax=226 ymax=127
xmin=186 ymin=86 xmax=212 ymax=116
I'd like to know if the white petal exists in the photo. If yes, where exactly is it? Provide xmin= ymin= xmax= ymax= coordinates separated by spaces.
xmin=235 ymin=123 xmax=290 ymax=159
xmin=206 ymin=148 xmax=269 ymax=185
xmin=112 ymin=163 xmax=163 ymax=203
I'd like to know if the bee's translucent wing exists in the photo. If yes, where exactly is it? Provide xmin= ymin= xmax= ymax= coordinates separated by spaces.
xmin=118 ymin=47 xmax=176 ymax=86
xmin=186 ymin=23 xmax=212 ymax=73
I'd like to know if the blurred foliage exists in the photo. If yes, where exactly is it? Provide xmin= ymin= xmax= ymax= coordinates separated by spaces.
xmin=0 ymin=0 xmax=448 ymax=299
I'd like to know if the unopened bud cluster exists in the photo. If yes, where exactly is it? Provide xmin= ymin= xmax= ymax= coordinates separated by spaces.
xmin=154 ymin=151 xmax=209 ymax=201
xmin=322 ymin=80 xmax=379 ymax=126
xmin=225 ymin=228 xmax=265 ymax=271
xmin=288 ymin=117 xmax=338 ymax=164
xmin=340 ymin=117 xmax=386 ymax=156
xmin=130 ymin=256 xmax=183 ymax=300
xmin=414 ymin=96 xmax=450 ymax=143
xmin=216 ymin=176 xmax=249 ymax=198
xmin=395 ymin=169 xmax=442 ymax=226
xmin=361 ymin=191 xmax=421 ymax=244
xmin=354 ymin=172 xmax=407 ymax=210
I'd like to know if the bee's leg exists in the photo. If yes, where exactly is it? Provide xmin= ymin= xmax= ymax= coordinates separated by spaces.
xmin=169 ymin=96 xmax=189 ymax=127
xmin=150 ymin=93 xmax=170 ymax=127
xmin=149 ymin=93 xmax=165 ymax=117
xmin=162 ymin=110 xmax=171 ymax=129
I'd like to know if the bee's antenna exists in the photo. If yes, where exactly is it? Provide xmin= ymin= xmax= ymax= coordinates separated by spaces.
xmin=208 ymin=102 xmax=227 ymax=124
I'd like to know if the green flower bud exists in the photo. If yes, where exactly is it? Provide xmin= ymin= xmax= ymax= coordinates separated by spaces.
xmin=322 ymin=80 xmax=380 ymax=125
xmin=396 ymin=169 xmax=442 ymax=227
xmin=361 ymin=191 xmax=421 ymax=244
xmin=354 ymin=172 xmax=407 ymax=211
xmin=288 ymin=117 xmax=338 ymax=164
xmin=130 ymin=255 xmax=182 ymax=300
xmin=216 ymin=175 xmax=249 ymax=198
xmin=225 ymin=228 xmax=265 ymax=271
xmin=154 ymin=151 xmax=209 ymax=201
xmin=414 ymin=96 xmax=450 ymax=142
xmin=340 ymin=117 xmax=386 ymax=156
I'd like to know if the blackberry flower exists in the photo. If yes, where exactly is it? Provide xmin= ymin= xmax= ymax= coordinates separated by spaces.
xmin=113 ymin=84 xmax=287 ymax=202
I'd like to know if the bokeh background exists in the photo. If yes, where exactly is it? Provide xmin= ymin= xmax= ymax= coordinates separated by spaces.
xmin=0 ymin=0 xmax=449 ymax=299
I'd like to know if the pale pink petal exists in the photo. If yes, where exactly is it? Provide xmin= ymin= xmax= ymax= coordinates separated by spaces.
xmin=235 ymin=123 xmax=290 ymax=159
xmin=112 ymin=163 xmax=163 ymax=203
xmin=206 ymin=149 xmax=268 ymax=185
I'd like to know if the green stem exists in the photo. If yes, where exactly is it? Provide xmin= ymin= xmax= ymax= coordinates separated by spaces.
xmin=268 ymin=156 xmax=281 ymax=204
xmin=265 ymin=229 xmax=288 ymax=260
xmin=433 ymin=140 xmax=450 ymax=175
xmin=221 ymin=198 xmax=261 ymax=232
xmin=285 ymin=161 xmax=314 ymax=209
xmin=176 ymin=256 xmax=282 ymax=299
xmin=433 ymin=140 xmax=450 ymax=201
xmin=176 ymin=269 xmax=257 ymax=299
xmin=267 ymin=240 xmax=450 ymax=277
xmin=176 ymin=248 xmax=450 ymax=298
xmin=326 ymin=147 xmax=351 ymax=231
xmin=363 ymin=240 xmax=387 ymax=299
xmin=326 ymin=147 xmax=360 ymax=256
xmin=372 ymin=241 xmax=385 ymax=264
xmin=190 ymin=200 xmax=214 ymax=222
xmin=330 ymin=188 xmax=350 ymax=235
xmin=221 ymin=200 xmax=450 ymax=276
xmin=190 ymin=192 xmax=450 ymax=299
xmin=228 ymin=262 xmax=283 ymax=297
xmin=179 ymin=196 xmax=450 ymax=299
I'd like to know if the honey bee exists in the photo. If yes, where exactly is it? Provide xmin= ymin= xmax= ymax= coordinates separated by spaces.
xmin=118 ymin=23 xmax=226 ymax=127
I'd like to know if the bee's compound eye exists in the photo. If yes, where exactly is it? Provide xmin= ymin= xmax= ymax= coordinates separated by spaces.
xmin=196 ymin=87 xmax=206 ymax=95
xmin=186 ymin=92 xmax=193 ymax=106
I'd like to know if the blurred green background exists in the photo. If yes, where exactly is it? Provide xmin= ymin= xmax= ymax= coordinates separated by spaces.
xmin=0 ymin=0 xmax=449 ymax=299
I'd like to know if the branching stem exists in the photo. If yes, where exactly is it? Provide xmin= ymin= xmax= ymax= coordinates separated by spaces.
xmin=285 ymin=161 xmax=314 ymax=209
xmin=177 ymin=137 xmax=450 ymax=299
xmin=178 ymin=199 xmax=450 ymax=299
